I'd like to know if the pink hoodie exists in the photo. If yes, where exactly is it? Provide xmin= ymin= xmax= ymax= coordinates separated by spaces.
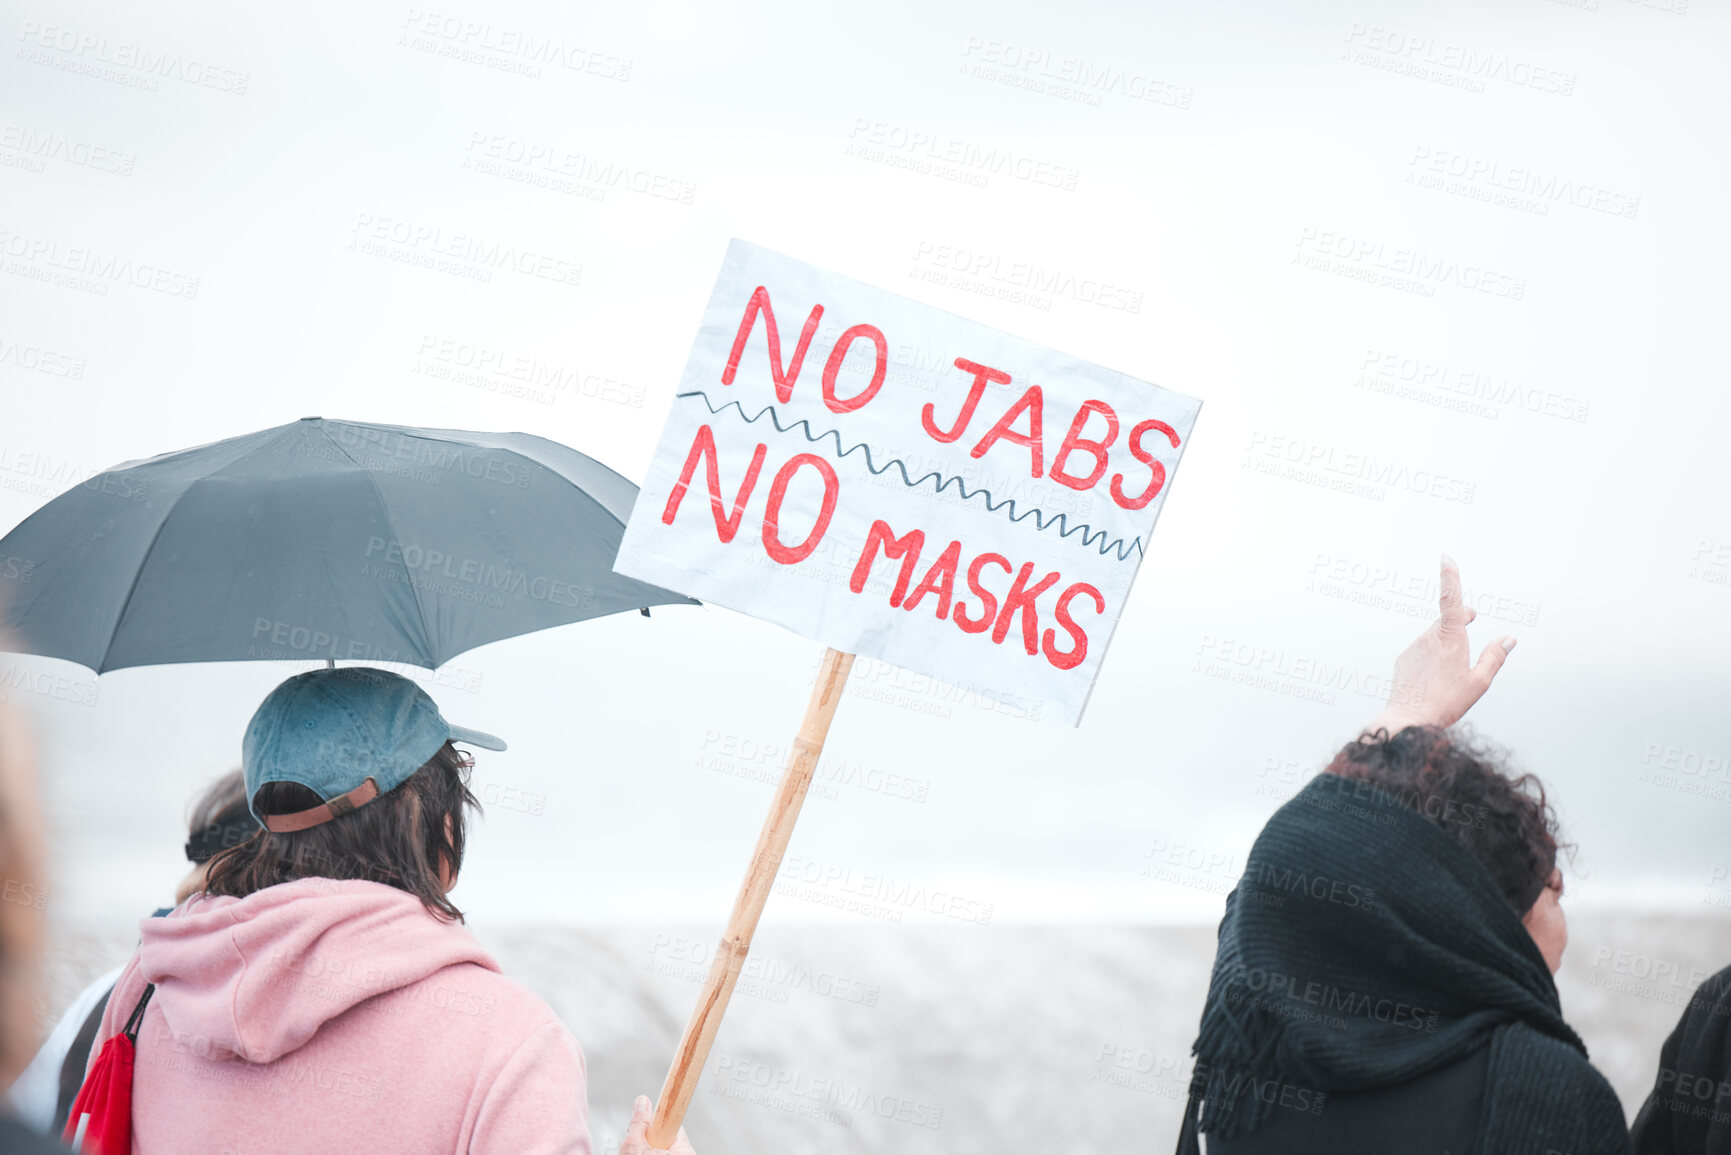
xmin=88 ymin=879 xmax=590 ymax=1154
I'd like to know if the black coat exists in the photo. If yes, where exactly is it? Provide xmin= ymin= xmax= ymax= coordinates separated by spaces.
xmin=1207 ymin=1044 xmax=1487 ymax=1155
xmin=1633 ymin=964 xmax=1731 ymax=1154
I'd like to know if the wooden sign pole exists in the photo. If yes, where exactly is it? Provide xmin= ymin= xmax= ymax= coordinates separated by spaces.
xmin=647 ymin=647 xmax=856 ymax=1147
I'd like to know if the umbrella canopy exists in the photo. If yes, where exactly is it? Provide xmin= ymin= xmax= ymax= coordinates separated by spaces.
xmin=0 ymin=418 xmax=695 ymax=673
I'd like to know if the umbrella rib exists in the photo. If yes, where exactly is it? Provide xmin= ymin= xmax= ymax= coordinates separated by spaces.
xmin=86 ymin=423 xmax=304 ymax=674
xmin=500 ymin=434 xmax=631 ymax=533
xmin=95 ymin=489 xmax=187 ymax=675
xmin=311 ymin=424 xmax=439 ymax=666
xmin=370 ymin=422 xmax=633 ymax=534
xmin=548 ymin=470 xmax=627 ymax=533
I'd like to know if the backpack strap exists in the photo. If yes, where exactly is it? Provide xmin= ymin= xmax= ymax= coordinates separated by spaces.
xmin=121 ymin=983 xmax=155 ymax=1044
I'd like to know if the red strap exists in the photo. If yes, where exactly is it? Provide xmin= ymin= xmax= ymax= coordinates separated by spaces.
xmin=261 ymin=777 xmax=379 ymax=833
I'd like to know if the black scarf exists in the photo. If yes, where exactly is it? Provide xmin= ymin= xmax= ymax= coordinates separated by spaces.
xmin=1177 ymin=772 xmax=1628 ymax=1155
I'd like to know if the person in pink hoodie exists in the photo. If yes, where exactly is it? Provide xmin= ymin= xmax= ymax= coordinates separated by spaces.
xmin=84 ymin=666 xmax=696 ymax=1155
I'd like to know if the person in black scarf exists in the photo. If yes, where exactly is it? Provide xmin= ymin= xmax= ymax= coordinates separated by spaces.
xmin=1177 ymin=558 xmax=1630 ymax=1155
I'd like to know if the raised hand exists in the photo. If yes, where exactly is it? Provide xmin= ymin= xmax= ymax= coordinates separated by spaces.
xmin=1365 ymin=556 xmax=1516 ymax=736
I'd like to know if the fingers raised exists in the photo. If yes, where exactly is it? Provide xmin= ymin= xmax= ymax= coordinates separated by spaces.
xmin=1437 ymin=554 xmax=1466 ymax=633
xmin=1471 ymin=636 xmax=1516 ymax=691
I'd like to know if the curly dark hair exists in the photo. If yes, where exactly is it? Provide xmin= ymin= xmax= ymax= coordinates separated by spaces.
xmin=203 ymin=742 xmax=479 ymax=921
xmin=1326 ymin=725 xmax=1563 ymax=915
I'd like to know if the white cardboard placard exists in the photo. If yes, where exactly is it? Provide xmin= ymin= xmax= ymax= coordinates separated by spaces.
xmin=615 ymin=239 xmax=1201 ymax=725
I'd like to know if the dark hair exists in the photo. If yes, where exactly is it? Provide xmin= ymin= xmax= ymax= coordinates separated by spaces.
xmin=1326 ymin=726 xmax=1564 ymax=915
xmin=204 ymin=742 xmax=479 ymax=921
xmin=184 ymin=769 xmax=257 ymax=864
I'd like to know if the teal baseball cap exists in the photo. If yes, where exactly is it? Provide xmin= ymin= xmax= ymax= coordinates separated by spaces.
xmin=243 ymin=666 xmax=505 ymax=833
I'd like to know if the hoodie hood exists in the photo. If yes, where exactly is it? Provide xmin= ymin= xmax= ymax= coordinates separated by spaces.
xmin=138 ymin=878 xmax=499 ymax=1064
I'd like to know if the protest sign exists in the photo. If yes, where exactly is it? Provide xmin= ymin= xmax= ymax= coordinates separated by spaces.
xmin=615 ymin=239 xmax=1200 ymax=725
xmin=619 ymin=240 xmax=1199 ymax=1144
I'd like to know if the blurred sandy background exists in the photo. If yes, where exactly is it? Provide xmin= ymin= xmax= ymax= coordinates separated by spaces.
xmin=37 ymin=912 xmax=1722 ymax=1153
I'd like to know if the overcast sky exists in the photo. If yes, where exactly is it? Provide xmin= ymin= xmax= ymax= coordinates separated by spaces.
xmin=1 ymin=0 xmax=1726 ymax=931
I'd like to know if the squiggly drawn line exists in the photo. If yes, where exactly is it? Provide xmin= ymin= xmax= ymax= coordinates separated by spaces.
xmin=677 ymin=391 xmax=1144 ymax=561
